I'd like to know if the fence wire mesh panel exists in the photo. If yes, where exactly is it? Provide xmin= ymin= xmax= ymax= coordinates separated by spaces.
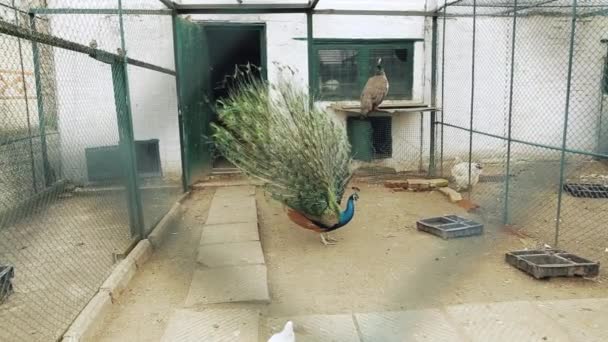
xmin=349 ymin=112 xmax=431 ymax=182
xmin=0 ymin=0 xmax=181 ymax=340
xmin=437 ymin=0 xmax=608 ymax=278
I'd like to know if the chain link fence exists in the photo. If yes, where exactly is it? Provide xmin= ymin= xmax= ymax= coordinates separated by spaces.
xmin=0 ymin=1 xmax=182 ymax=340
xmin=435 ymin=0 xmax=608 ymax=274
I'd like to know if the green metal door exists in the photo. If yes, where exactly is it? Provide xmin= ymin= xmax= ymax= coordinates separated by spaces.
xmin=175 ymin=17 xmax=213 ymax=186
xmin=347 ymin=118 xmax=374 ymax=162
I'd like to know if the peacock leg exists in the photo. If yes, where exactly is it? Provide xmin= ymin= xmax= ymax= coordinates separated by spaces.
xmin=325 ymin=233 xmax=338 ymax=243
xmin=320 ymin=233 xmax=337 ymax=246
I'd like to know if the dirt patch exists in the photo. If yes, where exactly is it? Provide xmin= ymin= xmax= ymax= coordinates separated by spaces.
xmin=258 ymin=181 xmax=607 ymax=319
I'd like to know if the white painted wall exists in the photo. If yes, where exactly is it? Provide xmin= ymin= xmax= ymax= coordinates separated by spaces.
xmin=440 ymin=14 xmax=607 ymax=163
xmin=48 ymin=0 xmax=181 ymax=182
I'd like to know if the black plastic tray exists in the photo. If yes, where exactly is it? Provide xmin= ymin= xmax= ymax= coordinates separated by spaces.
xmin=563 ymin=183 xmax=608 ymax=198
xmin=505 ymin=249 xmax=599 ymax=279
xmin=416 ymin=215 xmax=483 ymax=239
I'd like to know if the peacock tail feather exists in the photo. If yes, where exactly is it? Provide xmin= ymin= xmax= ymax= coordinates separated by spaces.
xmin=211 ymin=67 xmax=353 ymax=227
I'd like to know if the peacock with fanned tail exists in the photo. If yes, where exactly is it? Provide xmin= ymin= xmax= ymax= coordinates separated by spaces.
xmin=211 ymin=66 xmax=359 ymax=245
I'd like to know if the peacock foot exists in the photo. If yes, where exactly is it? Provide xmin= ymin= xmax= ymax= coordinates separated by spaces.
xmin=320 ymin=233 xmax=337 ymax=246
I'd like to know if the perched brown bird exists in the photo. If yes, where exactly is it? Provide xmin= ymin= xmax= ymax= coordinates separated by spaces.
xmin=360 ymin=58 xmax=389 ymax=118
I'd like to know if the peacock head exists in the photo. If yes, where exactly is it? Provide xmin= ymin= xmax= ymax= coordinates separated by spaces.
xmin=351 ymin=186 xmax=361 ymax=201
xmin=376 ymin=58 xmax=384 ymax=74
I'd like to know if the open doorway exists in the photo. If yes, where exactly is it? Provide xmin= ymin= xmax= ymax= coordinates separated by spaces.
xmin=204 ymin=24 xmax=266 ymax=169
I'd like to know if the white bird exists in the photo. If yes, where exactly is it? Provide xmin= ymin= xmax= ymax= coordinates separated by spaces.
xmin=451 ymin=159 xmax=483 ymax=192
xmin=268 ymin=321 xmax=295 ymax=342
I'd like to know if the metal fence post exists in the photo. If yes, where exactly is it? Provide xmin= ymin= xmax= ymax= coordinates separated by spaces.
xmin=307 ymin=10 xmax=314 ymax=109
xmin=29 ymin=14 xmax=54 ymax=187
xmin=171 ymin=12 xmax=189 ymax=192
xmin=596 ymin=47 xmax=607 ymax=157
xmin=429 ymin=14 xmax=438 ymax=177
xmin=439 ymin=5 xmax=447 ymax=177
xmin=111 ymin=62 xmax=144 ymax=238
xmin=115 ymin=0 xmax=144 ymax=238
xmin=503 ymin=0 xmax=518 ymax=225
xmin=12 ymin=2 xmax=38 ymax=193
xmin=554 ymin=0 xmax=578 ymax=247
xmin=467 ymin=0 xmax=477 ymax=199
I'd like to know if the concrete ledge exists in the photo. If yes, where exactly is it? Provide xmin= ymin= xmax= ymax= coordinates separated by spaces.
xmin=126 ymin=239 xmax=153 ymax=268
xmin=100 ymin=258 xmax=136 ymax=301
xmin=148 ymin=200 xmax=185 ymax=249
xmin=176 ymin=190 xmax=191 ymax=204
xmin=61 ymin=290 xmax=112 ymax=342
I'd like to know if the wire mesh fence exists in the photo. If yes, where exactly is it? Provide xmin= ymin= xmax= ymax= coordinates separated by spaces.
xmin=436 ymin=0 xmax=608 ymax=276
xmin=0 ymin=0 xmax=182 ymax=340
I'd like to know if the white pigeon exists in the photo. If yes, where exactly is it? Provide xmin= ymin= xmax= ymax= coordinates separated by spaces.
xmin=451 ymin=159 xmax=483 ymax=192
xmin=268 ymin=321 xmax=295 ymax=342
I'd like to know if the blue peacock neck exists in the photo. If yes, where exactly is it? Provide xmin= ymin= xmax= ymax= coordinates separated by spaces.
xmin=334 ymin=194 xmax=357 ymax=228
xmin=309 ymin=193 xmax=357 ymax=231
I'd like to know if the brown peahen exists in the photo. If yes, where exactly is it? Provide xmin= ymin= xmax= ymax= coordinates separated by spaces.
xmin=211 ymin=66 xmax=359 ymax=245
xmin=360 ymin=58 xmax=389 ymax=118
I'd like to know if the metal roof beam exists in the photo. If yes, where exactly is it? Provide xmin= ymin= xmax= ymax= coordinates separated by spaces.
xmin=158 ymin=0 xmax=176 ymax=10
xmin=174 ymin=2 xmax=310 ymax=14
xmin=0 ymin=20 xmax=175 ymax=75
xmin=29 ymin=8 xmax=172 ymax=15
xmin=498 ymin=0 xmax=560 ymax=15
xmin=435 ymin=0 xmax=464 ymax=13
xmin=314 ymin=9 xmax=434 ymax=17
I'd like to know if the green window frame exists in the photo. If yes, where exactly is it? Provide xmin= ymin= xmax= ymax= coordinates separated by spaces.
xmin=312 ymin=39 xmax=415 ymax=101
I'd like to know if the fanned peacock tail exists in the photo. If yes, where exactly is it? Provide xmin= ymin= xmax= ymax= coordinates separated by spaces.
xmin=211 ymin=66 xmax=353 ymax=227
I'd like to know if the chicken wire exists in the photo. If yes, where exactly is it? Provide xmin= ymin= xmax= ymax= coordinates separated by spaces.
xmin=0 ymin=0 xmax=182 ymax=340
xmin=436 ymin=0 xmax=608 ymax=274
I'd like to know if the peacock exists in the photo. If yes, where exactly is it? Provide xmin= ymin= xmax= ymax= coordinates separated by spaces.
xmin=211 ymin=65 xmax=359 ymax=245
xmin=360 ymin=58 xmax=389 ymax=118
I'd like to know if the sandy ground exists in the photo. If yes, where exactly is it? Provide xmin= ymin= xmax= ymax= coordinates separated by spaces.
xmin=260 ymin=181 xmax=607 ymax=317
xmin=93 ymin=183 xmax=608 ymax=341
xmin=94 ymin=189 xmax=214 ymax=342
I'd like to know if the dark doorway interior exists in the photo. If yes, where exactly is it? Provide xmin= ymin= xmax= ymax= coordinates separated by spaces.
xmin=204 ymin=25 xmax=265 ymax=169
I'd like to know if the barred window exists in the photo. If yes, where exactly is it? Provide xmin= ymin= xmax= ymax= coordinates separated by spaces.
xmin=313 ymin=40 xmax=414 ymax=101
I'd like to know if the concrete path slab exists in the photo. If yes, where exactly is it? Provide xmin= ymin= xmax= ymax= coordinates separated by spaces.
xmin=213 ymin=186 xmax=256 ymax=198
xmin=185 ymin=265 xmax=270 ymax=305
xmin=355 ymin=309 xmax=464 ymax=342
xmin=161 ymin=308 xmax=259 ymax=342
xmin=206 ymin=196 xmax=257 ymax=225
xmin=534 ymin=298 xmax=608 ymax=342
xmin=446 ymin=301 xmax=572 ymax=342
xmin=265 ymin=314 xmax=360 ymax=342
xmin=201 ymin=222 xmax=259 ymax=244
xmin=197 ymin=241 xmax=265 ymax=267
